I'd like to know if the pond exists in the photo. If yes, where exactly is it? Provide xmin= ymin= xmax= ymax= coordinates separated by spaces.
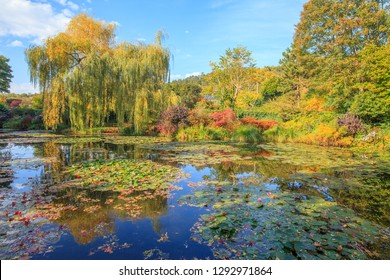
xmin=0 ymin=131 xmax=389 ymax=260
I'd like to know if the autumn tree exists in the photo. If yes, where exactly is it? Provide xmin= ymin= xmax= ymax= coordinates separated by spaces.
xmin=26 ymin=14 xmax=173 ymax=132
xmin=208 ymin=46 xmax=255 ymax=110
xmin=0 ymin=55 xmax=13 ymax=93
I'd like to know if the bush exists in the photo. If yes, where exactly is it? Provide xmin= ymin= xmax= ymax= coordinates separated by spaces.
xmin=7 ymin=99 xmax=22 ymax=108
xmin=232 ymin=125 xmax=262 ymax=143
xmin=2 ymin=116 xmax=23 ymax=129
xmin=157 ymin=106 xmax=189 ymax=137
xmin=240 ymin=116 xmax=277 ymax=131
xmin=337 ymin=113 xmax=366 ymax=136
xmin=210 ymin=108 xmax=238 ymax=130
xmin=29 ymin=115 xmax=45 ymax=130
xmin=177 ymin=125 xmax=207 ymax=141
xmin=20 ymin=116 xmax=34 ymax=130
xmin=0 ymin=102 xmax=10 ymax=127
xmin=188 ymin=108 xmax=211 ymax=126
xmin=205 ymin=126 xmax=231 ymax=140
xmin=176 ymin=125 xmax=231 ymax=142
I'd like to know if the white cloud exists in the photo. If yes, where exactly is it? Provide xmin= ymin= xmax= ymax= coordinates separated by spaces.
xmin=62 ymin=8 xmax=73 ymax=17
xmin=10 ymin=82 xmax=38 ymax=94
xmin=8 ymin=40 xmax=23 ymax=47
xmin=171 ymin=72 xmax=201 ymax=80
xmin=0 ymin=0 xmax=72 ymax=42
xmin=185 ymin=72 xmax=201 ymax=78
xmin=185 ymin=30 xmax=190 ymax=34
xmin=66 ymin=1 xmax=79 ymax=10
xmin=55 ymin=0 xmax=79 ymax=11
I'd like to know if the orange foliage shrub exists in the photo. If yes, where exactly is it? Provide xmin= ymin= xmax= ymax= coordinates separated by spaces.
xmin=240 ymin=117 xmax=277 ymax=131
xmin=188 ymin=108 xmax=211 ymax=126
xmin=298 ymin=123 xmax=352 ymax=147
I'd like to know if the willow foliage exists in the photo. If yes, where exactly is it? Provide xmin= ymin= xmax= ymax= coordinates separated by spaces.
xmin=26 ymin=14 xmax=172 ymax=132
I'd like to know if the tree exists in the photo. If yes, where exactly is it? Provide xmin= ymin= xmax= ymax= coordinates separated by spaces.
xmin=351 ymin=43 xmax=390 ymax=122
xmin=208 ymin=46 xmax=255 ymax=110
xmin=164 ymin=76 xmax=202 ymax=109
xmin=26 ymin=14 xmax=173 ymax=132
xmin=279 ymin=46 xmax=309 ymax=108
xmin=0 ymin=55 xmax=13 ymax=93
xmin=286 ymin=0 xmax=390 ymax=112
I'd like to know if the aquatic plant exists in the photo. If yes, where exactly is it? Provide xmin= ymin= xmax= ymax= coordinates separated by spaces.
xmin=179 ymin=182 xmax=387 ymax=260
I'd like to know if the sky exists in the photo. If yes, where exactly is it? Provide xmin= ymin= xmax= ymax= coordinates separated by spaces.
xmin=0 ymin=0 xmax=306 ymax=93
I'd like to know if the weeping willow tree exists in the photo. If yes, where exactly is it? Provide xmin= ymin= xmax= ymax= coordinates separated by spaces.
xmin=26 ymin=14 xmax=175 ymax=132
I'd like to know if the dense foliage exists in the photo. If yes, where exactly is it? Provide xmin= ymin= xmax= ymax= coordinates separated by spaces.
xmin=0 ymin=93 xmax=43 ymax=130
xmin=17 ymin=4 xmax=389 ymax=150
xmin=0 ymin=55 xmax=13 ymax=93
xmin=26 ymin=14 xmax=174 ymax=132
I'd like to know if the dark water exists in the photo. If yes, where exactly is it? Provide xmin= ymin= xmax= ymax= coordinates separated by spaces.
xmin=0 ymin=134 xmax=389 ymax=260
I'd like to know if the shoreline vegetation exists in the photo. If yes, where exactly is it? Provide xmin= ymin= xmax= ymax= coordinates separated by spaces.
xmin=1 ymin=1 xmax=389 ymax=155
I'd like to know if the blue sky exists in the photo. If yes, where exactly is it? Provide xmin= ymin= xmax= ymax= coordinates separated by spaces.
xmin=0 ymin=0 xmax=306 ymax=93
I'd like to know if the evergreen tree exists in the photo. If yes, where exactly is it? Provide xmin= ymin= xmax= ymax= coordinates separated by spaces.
xmin=0 ymin=55 xmax=13 ymax=93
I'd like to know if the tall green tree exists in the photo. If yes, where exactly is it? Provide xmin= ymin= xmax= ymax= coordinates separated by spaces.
xmin=286 ymin=0 xmax=390 ymax=113
xmin=0 ymin=55 xmax=13 ymax=93
xmin=26 ymin=14 xmax=173 ymax=132
xmin=351 ymin=43 xmax=390 ymax=122
xmin=208 ymin=46 xmax=255 ymax=110
xmin=164 ymin=77 xmax=202 ymax=109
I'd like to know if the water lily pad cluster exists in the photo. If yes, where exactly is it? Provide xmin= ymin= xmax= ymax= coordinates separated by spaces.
xmin=104 ymin=136 xmax=170 ymax=145
xmin=66 ymin=159 xmax=185 ymax=191
xmin=179 ymin=180 xmax=388 ymax=260
xmin=53 ymin=137 xmax=102 ymax=144
xmin=0 ymin=132 xmax=61 ymax=144
xmin=141 ymin=142 xmax=254 ymax=167
xmin=0 ymin=186 xmax=63 ymax=259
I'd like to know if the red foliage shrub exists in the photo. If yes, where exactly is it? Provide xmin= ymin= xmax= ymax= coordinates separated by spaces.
xmin=210 ymin=108 xmax=237 ymax=129
xmin=7 ymin=99 xmax=22 ymax=108
xmin=20 ymin=116 xmax=33 ymax=130
xmin=337 ymin=113 xmax=366 ymax=136
xmin=157 ymin=106 xmax=189 ymax=137
xmin=240 ymin=117 xmax=277 ymax=131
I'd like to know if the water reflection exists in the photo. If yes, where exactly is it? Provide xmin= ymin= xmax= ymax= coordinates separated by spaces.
xmin=47 ymin=188 xmax=169 ymax=244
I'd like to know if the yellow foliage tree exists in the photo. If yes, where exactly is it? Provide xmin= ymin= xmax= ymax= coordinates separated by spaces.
xmin=26 ymin=14 xmax=173 ymax=132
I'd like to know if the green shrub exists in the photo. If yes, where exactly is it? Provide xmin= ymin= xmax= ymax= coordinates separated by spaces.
xmin=205 ymin=126 xmax=231 ymax=140
xmin=2 ymin=116 xmax=23 ymax=129
xmin=176 ymin=125 xmax=231 ymax=142
xmin=177 ymin=125 xmax=207 ymax=141
xmin=232 ymin=125 xmax=262 ymax=143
